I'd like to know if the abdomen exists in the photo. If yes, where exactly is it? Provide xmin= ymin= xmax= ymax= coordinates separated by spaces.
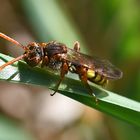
xmin=87 ymin=69 xmax=108 ymax=86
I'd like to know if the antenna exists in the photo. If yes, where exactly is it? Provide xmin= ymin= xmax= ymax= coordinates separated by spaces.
xmin=0 ymin=54 xmax=27 ymax=71
xmin=0 ymin=32 xmax=27 ymax=50
xmin=0 ymin=33 xmax=28 ymax=71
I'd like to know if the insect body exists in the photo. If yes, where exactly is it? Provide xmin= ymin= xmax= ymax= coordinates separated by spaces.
xmin=0 ymin=33 xmax=123 ymax=103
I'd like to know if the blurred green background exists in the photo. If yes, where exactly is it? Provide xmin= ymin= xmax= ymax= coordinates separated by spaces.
xmin=0 ymin=0 xmax=140 ymax=140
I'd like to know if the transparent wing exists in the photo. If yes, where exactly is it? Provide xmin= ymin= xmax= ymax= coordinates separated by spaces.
xmin=91 ymin=58 xmax=123 ymax=79
xmin=66 ymin=48 xmax=123 ymax=80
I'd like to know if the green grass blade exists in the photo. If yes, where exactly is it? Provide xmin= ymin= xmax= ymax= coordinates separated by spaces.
xmin=0 ymin=53 xmax=140 ymax=127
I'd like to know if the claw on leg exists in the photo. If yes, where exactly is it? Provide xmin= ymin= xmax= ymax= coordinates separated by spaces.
xmin=50 ymin=92 xmax=56 ymax=96
xmin=81 ymin=78 xmax=98 ymax=104
xmin=78 ymin=67 xmax=98 ymax=104
xmin=83 ymin=81 xmax=98 ymax=104
xmin=50 ymin=76 xmax=64 ymax=96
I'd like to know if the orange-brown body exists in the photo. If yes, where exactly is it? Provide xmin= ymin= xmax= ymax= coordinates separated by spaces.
xmin=0 ymin=33 xmax=123 ymax=103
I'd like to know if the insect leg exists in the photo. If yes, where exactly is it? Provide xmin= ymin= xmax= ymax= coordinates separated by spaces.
xmin=78 ymin=67 xmax=98 ymax=103
xmin=73 ymin=41 xmax=80 ymax=52
xmin=0 ymin=32 xmax=27 ymax=50
xmin=41 ymin=56 xmax=49 ymax=68
xmin=50 ymin=61 xmax=68 ymax=96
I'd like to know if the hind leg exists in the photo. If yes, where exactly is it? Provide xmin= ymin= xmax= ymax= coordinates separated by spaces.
xmin=77 ymin=66 xmax=98 ymax=103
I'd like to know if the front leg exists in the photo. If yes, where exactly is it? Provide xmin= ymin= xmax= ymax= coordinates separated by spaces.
xmin=50 ymin=61 xmax=69 ymax=96
xmin=41 ymin=56 xmax=49 ymax=68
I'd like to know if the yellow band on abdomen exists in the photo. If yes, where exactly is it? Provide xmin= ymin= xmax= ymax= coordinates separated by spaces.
xmin=87 ymin=69 xmax=95 ymax=78
xmin=87 ymin=69 xmax=107 ymax=86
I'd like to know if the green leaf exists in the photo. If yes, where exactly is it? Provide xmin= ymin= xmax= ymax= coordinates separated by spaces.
xmin=0 ymin=53 xmax=140 ymax=127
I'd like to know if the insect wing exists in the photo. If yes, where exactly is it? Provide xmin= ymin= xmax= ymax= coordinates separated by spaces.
xmin=92 ymin=57 xmax=123 ymax=79
xmin=66 ymin=48 xmax=123 ymax=80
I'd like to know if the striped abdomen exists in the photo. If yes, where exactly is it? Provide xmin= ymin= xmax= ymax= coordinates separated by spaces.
xmin=87 ymin=69 xmax=108 ymax=86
